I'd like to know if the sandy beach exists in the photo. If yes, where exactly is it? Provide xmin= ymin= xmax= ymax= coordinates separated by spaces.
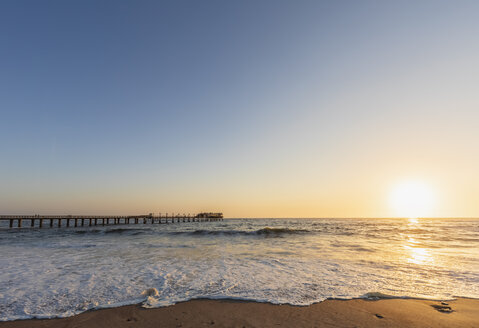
xmin=1 ymin=298 xmax=477 ymax=328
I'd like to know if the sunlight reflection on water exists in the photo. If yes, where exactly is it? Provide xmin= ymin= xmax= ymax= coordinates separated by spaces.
xmin=403 ymin=219 xmax=434 ymax=265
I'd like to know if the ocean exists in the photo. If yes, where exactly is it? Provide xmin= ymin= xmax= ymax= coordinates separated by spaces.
xmin=0 ymin=218 xmax=478 ymax=321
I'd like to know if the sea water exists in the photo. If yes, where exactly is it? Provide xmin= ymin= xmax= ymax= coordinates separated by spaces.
xmin=0 ymin=218 xmax=478 ymax=321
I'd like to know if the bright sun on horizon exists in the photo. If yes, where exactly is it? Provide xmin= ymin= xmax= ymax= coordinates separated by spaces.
xmin=389 ymin=181 xmax=436 ymax=218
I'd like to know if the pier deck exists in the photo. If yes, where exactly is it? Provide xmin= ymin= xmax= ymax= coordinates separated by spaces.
xmin=0 ymin=213 xmax=223 ymax=228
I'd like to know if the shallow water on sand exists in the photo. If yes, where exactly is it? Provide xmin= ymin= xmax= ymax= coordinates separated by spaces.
xmin=0 ymin=218 xmax=478 ymax=320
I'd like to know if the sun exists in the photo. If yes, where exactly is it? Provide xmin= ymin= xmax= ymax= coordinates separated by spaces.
xmin=389 ymin=180 xmax=435 ymax=218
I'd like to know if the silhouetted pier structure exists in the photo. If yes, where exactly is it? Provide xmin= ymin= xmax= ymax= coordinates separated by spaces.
xmin=0 ymin=213 xmax=223 ymax=229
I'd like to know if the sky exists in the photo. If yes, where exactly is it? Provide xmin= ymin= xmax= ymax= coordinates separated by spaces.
xmin=1 ymin=0 xmax=478 ymax=218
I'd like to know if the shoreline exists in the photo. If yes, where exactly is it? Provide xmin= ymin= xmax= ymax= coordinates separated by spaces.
xmin=1 ymin=297 xmax=478 ymax=328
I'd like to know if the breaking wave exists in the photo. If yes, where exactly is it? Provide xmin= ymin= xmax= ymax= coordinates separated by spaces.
xmin=181 ymin=227 xmax=310 ymax=237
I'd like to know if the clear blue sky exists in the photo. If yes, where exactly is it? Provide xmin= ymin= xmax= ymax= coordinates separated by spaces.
xmin=1 ymin=1 xmax=478 ymax=217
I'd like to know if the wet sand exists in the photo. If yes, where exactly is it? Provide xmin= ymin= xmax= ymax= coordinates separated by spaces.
xmin=0 ymin=298 xmax=477 ymax=328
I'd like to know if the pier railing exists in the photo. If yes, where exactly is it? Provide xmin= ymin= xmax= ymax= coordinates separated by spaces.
xmin=0 ymin=213 xmax=223 ymax=228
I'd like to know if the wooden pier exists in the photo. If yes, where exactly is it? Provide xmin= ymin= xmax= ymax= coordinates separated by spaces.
xmin=0 ymin=213 xmax=223 ymax=229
